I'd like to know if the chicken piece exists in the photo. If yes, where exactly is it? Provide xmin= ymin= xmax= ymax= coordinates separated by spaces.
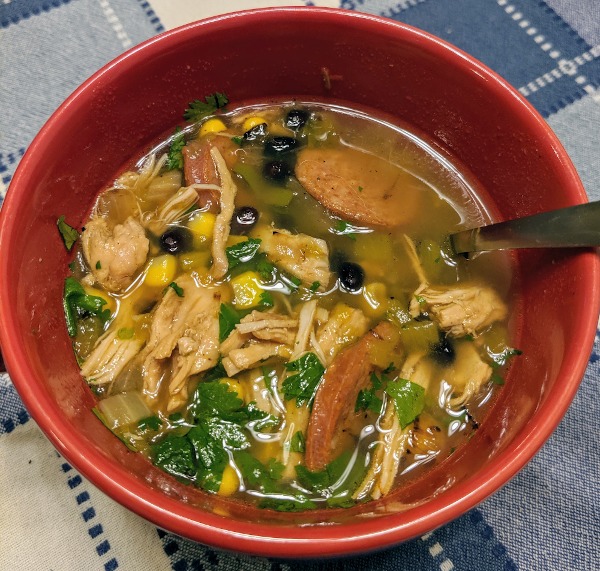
xmin=82 ymin=216 xmax=149 ymax=293
xmin=209 ymin=147 xmax=237 ymax=280
xmin=80 ymin=329 xmax=144 ymax=386
xmin=290 ymin=300 xmax=318 ymax=360
xmin=304 ymin=321 xmax=398 ymax=472
xmin=353 ymin=402 xmax=411 ymax=500
xmin=445 ymin=341 xmax=493 ymax=407
xmin=295 ymin=147 xmax=421 ymax=228
xmin=409 ymin=283 xmax=507 ymax=338
xmin=144 ymin=185 xmax=199 ymax=236
xmin=253 ymin=226 xmax=331 ymax=290
xmin=140 ymin=274 xmax=222 ymax=411
xmin=222 ymin=342 xmax=291 ymax=377
xmin=315 ymin=303 xmax=369 ymax=365
xmin=353 ymin=350 xmax=433 ymax=500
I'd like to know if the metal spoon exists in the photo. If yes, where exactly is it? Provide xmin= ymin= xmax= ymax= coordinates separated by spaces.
xmin=450 ymin=201 xmax=600 ymax=254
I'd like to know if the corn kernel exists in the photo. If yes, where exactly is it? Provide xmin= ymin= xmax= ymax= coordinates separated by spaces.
xmin=220 ymin=377 xmax=246 ymax=401
xmin=144 ymin=255 xmax=177 ymax=288
xmin=199 ymin=118 xmax=227 ymax=137
xmin=242 ymin=116 xmax=267 ymax=132
xmin=218 ymin=465 xmax=240 ymax=497
xmin=230 ymin=271 xmax=264 ymax=309
xmin=83 ymin=286 xmax=115 ymax=314
xmin=361 ymin=282 xmax=389 ymax=318
xmin=179 ymin=251 xmax=211 ymax=271
xmin=187 ymin=212 xmax=216 ymax=248
xmin=255 ymin=441 xmax=280 ymax=464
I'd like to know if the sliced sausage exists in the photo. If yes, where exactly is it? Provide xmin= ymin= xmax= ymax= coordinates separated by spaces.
xmin=294 ymin=147 xmax=421 ymax=228
xmin=304 ymin=321 xmax=398 ymax=472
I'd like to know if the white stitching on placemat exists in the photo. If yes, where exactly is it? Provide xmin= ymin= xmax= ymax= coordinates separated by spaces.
xmin=421 ymin=533 xmax=455 ymax=571
xmin=97 ymin=0 xmax=132 ymax=50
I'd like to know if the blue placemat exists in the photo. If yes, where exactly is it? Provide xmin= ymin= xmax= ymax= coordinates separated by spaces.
xmin=1 ymin=1 xmax=598 ymax=570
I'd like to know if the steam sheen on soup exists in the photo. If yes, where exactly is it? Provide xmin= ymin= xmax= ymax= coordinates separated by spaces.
xmin=63 ymin=98 xmax=519 ymax=511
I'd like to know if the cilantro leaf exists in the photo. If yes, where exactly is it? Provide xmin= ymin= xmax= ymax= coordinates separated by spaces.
xmin=186 ymin=422 xmax=230 ymax=492
xmin=63 ymin=277 xmax=111 ymax=337
xmin=258 ymin=495 xmax=317 ymax=512
xmin=385 ymin=378 xmax=425 ymax=428
xmin=151 ymin=434 xmax=196 ymax=481
xmin=189 ymin=380 xmax=246 ymax=422
xmin=166 ymin=127 xmax=185 ymax=171
xmin=219 ymin=303 xmax=241 ymax=342
xmin=295 ymin=452 xmax=350 ymax=494
xmin=235 ymin=451 xmax=282 ymax=493
xmin=290 ymin=430 xmax=305 ymax=453
xmin=138 ymin=415 xmax=162 ymax=431
xmin=309 ymin=281 xmax=321 ymax=293
xmin=355 ymin=388 xmax=383 ymax=414
xmin=57 ymin=215 xmax=79 ymax=251
xmin=183 ymin=92 xmax=229 ymax=122
xmin=258 ymin=291 xmax=274 ymax=308
xmin=282 ymin=353 xmax=325 ymax=407
xmin=166 ymin=281 xmax=184 ymax=297
xmin=226 ymin=237 xmax=262 ymax=270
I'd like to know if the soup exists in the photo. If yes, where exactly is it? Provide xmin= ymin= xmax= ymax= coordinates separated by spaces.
xmin=61 ymin=96 xmax=519 ymax=511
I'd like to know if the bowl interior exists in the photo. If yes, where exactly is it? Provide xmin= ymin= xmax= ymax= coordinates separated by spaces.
xmin=1 ymin=7 xmax=598 ymax=557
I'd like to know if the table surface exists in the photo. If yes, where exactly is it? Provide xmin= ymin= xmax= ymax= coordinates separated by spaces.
xmin=1 ymin=1 xmax=599 ymax=570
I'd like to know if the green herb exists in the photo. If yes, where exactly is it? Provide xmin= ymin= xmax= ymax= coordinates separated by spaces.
xmin=63 ymin=277 xmax=111 ymax=337
xmin=355 ymin=388 xmax=383 ymax=414
xmin=256 ymin=258 xmax=276 ymax=281
xmin=201 ymin=359 xmax=228 ymax=383
xmin=235 ymin=451 xmax=282 ymax=493
xmin=309 ymin=281 xmax=321 ymax=293
xmin=166 ymin=281 xmax=184 ymax=297
xmin=95 ymin=260 xmax=102 ymax=270
xmin=290 ymin=430 xmax=306 ymax=453
xmin=282 ymin=352 xmax=325 ymax=407
xmin=226 ymin=237 xmax=262 ymax=270
xmin=166 ymin=127 xmax=185 ymax=170
xmin=333 ymin=220 xmax=356 ymax=240
xmin=117 ymin=327 xmax=135 ymax=340
xmin=295 ymin=452 xmax=350 ymax=494
xmin=183 ymin=92 xmax=229 ymax=122
xmin=259 ymin=495 xmax=317 ymax=512
xmin=382 ymin=362 xmax=396 ymax=375
xmin=415 ymin=295 xmax=426 ymax=305
xmin=218 ymin=303 xmax=241 ymax=342
xmin=259 ymin=291 xmax=274 ymax=308
xmin=138 ymin=416 xmax=163 ymax=431
xmin=491 ymin=347 xmax=523 ymax=367
xmin=56 ymin=215 xmax=79 ymax=251
xmin=231 ymin=136 xmax=243 ymax=146
xmin=358 ymin=186 xmax=363 ymax=192
xmin=285 ymin=274 xmax=302 ymax=291
xmin=152 ymin=434 xmax=196 ymax=480
xmin=491 ymin=373 xmax=505 ymax=385
xmin=385 ymin=378 xmax=425 ymax=429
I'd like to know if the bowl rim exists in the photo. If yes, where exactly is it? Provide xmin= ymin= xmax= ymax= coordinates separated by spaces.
xmin=1 ymin=5 xmax=599 ymax=558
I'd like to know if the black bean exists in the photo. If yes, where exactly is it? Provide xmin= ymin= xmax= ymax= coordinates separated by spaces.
xmin=429 ymin=336 xmax=455 ymax=366
xmin=231 ymin=206 xmax=259 ymax=234
xmin=243 ymin=123 xmax=267 ymax=142
xmin=338 ymin=262 xmax=365 ymax=292
xmin=285 ymin=109 xmax=309 ymax=131
xmin=159 ymin=227 xmax=192 ymax=254
xmin=264 ymin=136 xmax=298 ymax=157
xmin=263 ymin=160 xmax=292 ymax=182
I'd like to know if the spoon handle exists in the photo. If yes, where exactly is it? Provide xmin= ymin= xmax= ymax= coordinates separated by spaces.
xmin=450 ymin=201 xmax=600 ymax=254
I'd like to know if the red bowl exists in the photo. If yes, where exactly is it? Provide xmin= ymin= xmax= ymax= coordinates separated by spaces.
xmin=1 ymin=7 xmax=598 ymax=558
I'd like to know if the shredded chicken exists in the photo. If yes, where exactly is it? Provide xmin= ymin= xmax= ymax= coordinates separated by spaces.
xmin=445 ymin=341 xmax=493 ymax=407
xmin=219 ymin=310 xmax=300 ymax=376
xmin=209 ymin=147 xmax=237 ymax=280
xmin=353 ymin=350 xmax=433 ymax=500
xmin=81 ymin=216 xmax=149 ymax=293
xmin=290 ymin=300 xmax=318 ymax=360
xmin=254 ymin=226 xmax=331 ymax=290
xmin=410 ymin=283 xmax=507 ymax=338
xmin=80 ymin=329 xmax=144 ymax=386
xmin=222 ymin=342 xmax=291 ymax=377
xmin=143 ymin=185 xmax=199 ymax=236
xmin=315 ymin=303 xmax=369 ymax=364
xmin=140 ymin=274 xmax=221 ymax=411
